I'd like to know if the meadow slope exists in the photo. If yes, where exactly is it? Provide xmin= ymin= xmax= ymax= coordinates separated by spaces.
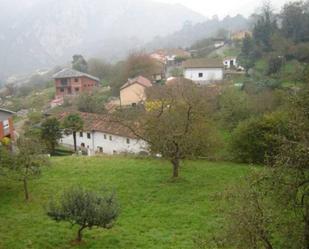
xmin=0 ymin=156 xmax=251 ymax=249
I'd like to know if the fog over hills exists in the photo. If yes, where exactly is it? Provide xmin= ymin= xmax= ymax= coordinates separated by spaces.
xmin=0 ymin=0 xmax=205 ymax=79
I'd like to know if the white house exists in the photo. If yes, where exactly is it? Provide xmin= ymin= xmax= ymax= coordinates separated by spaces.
xmin=183 ymin=58 xmax=224 ymax=85
xmin=223 ymin=57 xmax=238 ymax=69
xmin=59 ymin=112 xmax=148 ymax=155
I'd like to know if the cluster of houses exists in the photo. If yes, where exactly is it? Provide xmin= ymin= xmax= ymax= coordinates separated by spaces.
xmin=47 ymin=46 xmax=246 ymax=155
xmin=0 ymin=30 xmax=250 ymax=155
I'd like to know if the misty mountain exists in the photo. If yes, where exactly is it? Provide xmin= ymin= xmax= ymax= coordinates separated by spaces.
xmin=0 ymin=0 xmax=205 ymax=79
xmin=146 ymin=15 xmax=249 ymax=49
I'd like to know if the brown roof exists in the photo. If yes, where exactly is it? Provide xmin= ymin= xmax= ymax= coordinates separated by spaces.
xmin=166 ymin=48 xmax=191 ymax=58
xmin=183 ymin=58 xmax=223 ymax=69
xmin=59 ymin=112 xmax=139 ymax=139
xmin=120 ymin=76 xmax=152 ymax=90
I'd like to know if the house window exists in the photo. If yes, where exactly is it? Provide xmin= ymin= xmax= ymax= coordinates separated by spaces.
xmin=104 ymin=134 xmax=107 ymax=139
xmin=81 ymin=143 xmax=85 ymax=147
xmin=60 ymin=88 xmax=65 ymax=92
xmin=74 ymin=78 xmax=79 ymax=82
xmin=97 ymin=147 xmax=103 ymax=153
xmin=87 ymin=133 xmax=91 ymax=139
xmin=132 ymin=103 xmax=137 ymax=107
xmin=61 ymin=79 xmax=68 ymax=85
xmin=75 ymin=88 xmax=79 ymax=92
xmin=113 ymin=150 xmax=117 ymax=154
xmin=126 ymin=138 xmax=130 ymax=144
xmin=79 ymin=132 xmax=83 ymax=137
xmin=109 ymin=135 xmax=112 ymax=141
xmin=198 ymin=72 xmax=203 ymax=78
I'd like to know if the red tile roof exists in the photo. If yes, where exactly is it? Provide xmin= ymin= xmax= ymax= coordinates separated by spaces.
xmin=120 ymin=76 xmax=152 ymax=90
xmin=59 ymin=112 xmax=139 ymax=139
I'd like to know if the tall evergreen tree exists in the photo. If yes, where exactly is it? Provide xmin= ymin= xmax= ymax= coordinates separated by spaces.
xmin=253 ymin=3 xmax=277 ymax=52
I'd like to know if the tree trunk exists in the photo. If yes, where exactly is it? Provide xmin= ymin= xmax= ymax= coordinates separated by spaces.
xmin=304 ymin=203 xmax=309 ymax=249
xmin=171 ymin=158 xmax=180 ymax=178
xmin=73 ymin=132 xmax=77 ymax=152
xmin=76 ymin=225 xmax=86 ymax=242
xmin=23 ymin=177 xmax=29 ymax=201
xmin=51 ymin=142 xmax=56 ymax=156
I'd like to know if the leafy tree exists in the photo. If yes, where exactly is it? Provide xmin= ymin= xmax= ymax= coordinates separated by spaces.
xmin=287 ymin=42 xmax=309 ymax=62
xmin=230 ymin=112 xmax=290 ymax=164
xmin=272 ymin=85 xmax=309 ymax=247
xmin=47 ymin=186 xmax=119 ymax=242
xmin=270 ymin=33 xmax=293 ymax=55
xmin=218 ymin=88 xmax=250 ymax=130
xmin=253 ymin=2 xmax=277 ymax=52
xmin=23 ymin=112 xmax=45 ymax=139
xmin=170 ymin=67 xmax=184 ymax=77
xmin=124 ymin=52 xmax=159 ymax=80
xmin=41 ymin=118 xmax=62 ymax=155
xmin=76 ymin=92 xmax=106 ymax=114
xmin=114 ymin=81 xmax=220 ymax=178
xmin=303 ymin=64 xmax=309 ymax=82
xmin=204 ymin=170 xmax=303 ymax=249
xmin=72 ymin=55 xmax=88 ymax=73
xmin=238 ymin=34 xmax=256 ymax=73
xmin=62 ymin=114 xmax=84 ymax=152
xmin=109 ymin=61 xmax=127 ymax=96
xmin=88 ymin=58 xmax=112 ymax=81
xmin=1 ymin=137 xmax=49 ymax=201
xmin=281 ymin=1 xmax=309 ymax=43
xmin=266 ymin=54 xmax=285 ymax=75
xmin=209 ymin=88 xmax=309 ymax=249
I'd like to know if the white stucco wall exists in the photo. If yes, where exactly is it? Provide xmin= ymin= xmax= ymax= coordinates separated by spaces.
xmin=223 ymin=58 xmax=238 ymax=68
xmin=184 ymin=68 xmax=224 ymax=84
xmin=60 ymin=131 xmax=148 ymax=155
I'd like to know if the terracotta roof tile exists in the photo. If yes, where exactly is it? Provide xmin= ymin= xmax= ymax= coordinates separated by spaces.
xmin=183 ymin=58 xmax=223 ymax=69
xmin=59 ymin=112 xmax=139 ymax=139
xmin=120 ymin=76 xmax=152 ymax=90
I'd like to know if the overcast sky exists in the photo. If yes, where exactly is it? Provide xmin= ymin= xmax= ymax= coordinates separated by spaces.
xmin=155 ymin=0 xmax=289 ymax=18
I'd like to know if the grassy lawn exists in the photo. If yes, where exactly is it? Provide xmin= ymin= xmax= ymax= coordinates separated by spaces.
xmin=0 ymin=156 xmax=252 ymax=249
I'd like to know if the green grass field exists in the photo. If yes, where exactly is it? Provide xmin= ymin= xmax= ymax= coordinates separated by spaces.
xmin=0 ymin=156 xmax=251 ymax=249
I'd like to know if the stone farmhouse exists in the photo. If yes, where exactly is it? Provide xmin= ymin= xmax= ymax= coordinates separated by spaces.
xmin=60 ymin=112 xmax=148 ymax=155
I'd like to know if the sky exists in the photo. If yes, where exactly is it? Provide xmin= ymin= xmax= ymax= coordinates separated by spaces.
xmin=155 ymin=0 xmax=289 ymax=18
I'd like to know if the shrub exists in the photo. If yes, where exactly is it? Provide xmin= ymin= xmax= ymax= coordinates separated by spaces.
xmin=217 ymin=88 xmax=250 ymax=130
xmin=47 ymin=186 xmax=119 ymax=243
xmin=266 ymin=54 xmax=285 ymax=75
xmin=230 ymin=112 xmax=290 ymax=164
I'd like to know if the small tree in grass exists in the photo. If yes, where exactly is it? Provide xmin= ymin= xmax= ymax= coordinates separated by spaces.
xmin=0 ymin=137 xmax=49 ymax=201
xmin=62 ymin=114 xmax=83 ymax=152
xmin=47 ymin=186 xmax=119 ymax=243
